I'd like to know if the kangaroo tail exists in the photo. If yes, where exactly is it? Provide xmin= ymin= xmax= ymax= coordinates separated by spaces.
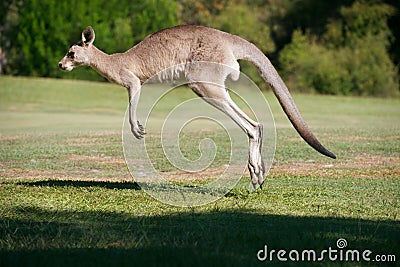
xmin=234 ymin=40 xmax=336 ymax=159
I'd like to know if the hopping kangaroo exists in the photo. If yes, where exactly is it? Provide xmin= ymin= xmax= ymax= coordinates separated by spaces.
xmin=59 ymin=25 xmax=336 ymax=188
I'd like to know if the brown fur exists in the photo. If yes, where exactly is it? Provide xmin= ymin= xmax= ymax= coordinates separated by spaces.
xmin=59 ymin=25 xmax=335 ymax=188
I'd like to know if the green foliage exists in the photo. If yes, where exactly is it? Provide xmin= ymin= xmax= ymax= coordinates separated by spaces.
xmin=280 ymin=31 xmax=352 ymax=95
xmin=1 ymin=0 xmax=400 ymax=96
xmin=325 ymin=1 xmax=395 ymax=48
xmin=4 ymin=0 xmax=178 ymax=79
xmin=280 ymin=1 xmax=399 ymax=96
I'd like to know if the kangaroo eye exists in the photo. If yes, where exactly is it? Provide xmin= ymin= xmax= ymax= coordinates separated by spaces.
xmin=67 ymin=51 xmax=75 ymax=59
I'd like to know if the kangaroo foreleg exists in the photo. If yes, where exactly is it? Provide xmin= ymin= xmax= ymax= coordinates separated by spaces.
xmin=123 ymin=72 xmax=145 ymax=139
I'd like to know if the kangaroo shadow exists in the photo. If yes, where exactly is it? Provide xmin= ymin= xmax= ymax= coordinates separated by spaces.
xmin=1 ymin=204 xmax=398 ymax=267
xmin=18 ymin=179 xmax=141 ymax=190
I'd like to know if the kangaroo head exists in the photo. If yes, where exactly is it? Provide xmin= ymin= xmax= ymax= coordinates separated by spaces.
xmin=58 ymin=26 xmax=96 ymax=71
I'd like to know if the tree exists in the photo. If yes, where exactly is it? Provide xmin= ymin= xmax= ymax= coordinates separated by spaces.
xmin=280 ymin=1 xmax=398 ymax=96
xmin=3 ymin=0 xmax=179 ymax=79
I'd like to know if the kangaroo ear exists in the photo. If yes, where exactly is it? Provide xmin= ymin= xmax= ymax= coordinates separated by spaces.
xmin=82 ymin=26 xmax=95 ymax=46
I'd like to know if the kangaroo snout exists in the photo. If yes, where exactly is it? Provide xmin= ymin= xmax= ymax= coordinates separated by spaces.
xmin=58 ymin=60 xmax=72 ymax=71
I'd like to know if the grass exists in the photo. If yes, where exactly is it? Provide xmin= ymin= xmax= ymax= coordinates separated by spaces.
xmin=0 ymin=76 xmax=399 ymax=266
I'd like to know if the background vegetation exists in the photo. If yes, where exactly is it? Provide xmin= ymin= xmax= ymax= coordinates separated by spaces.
xmin=0 ymin=0 xmax=399 ymax=96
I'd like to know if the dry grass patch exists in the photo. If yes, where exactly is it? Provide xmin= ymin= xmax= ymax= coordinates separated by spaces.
xmin=271 ymin=155 xmax=399 ymax=178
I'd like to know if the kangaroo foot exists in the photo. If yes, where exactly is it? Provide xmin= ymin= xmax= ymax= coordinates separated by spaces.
xmin=248 ymin=124 xmax=265 ymax=189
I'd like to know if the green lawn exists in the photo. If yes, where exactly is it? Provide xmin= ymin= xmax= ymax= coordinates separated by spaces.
xmin=0 ymin=76 xmax=399 ymax=266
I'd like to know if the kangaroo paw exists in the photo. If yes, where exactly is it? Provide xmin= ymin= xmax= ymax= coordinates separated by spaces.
xmin=131 ymin=120 xmax=146 ymax=139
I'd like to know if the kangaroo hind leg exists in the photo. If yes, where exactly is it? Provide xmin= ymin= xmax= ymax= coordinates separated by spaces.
xmin=187 ymin=80 xmax=265 ymax=189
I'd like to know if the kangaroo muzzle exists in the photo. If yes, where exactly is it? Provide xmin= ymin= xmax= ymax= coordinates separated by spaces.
xmin=58 ymin=60 xmax=73 ymax=71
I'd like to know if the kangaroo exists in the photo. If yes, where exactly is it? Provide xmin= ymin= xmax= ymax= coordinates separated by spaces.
xmin=59 ymin=25 xmax=336 ymax=188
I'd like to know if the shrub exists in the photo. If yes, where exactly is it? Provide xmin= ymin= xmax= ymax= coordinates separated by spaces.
xmin=4 ymin=0 xmax=178 ymax=79
xmin=279 ymin=1 xmax=399 ymax=96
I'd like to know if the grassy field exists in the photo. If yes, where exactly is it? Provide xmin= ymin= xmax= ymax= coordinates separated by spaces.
xmin=0 ymin=76 xmax=399 ymax=266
